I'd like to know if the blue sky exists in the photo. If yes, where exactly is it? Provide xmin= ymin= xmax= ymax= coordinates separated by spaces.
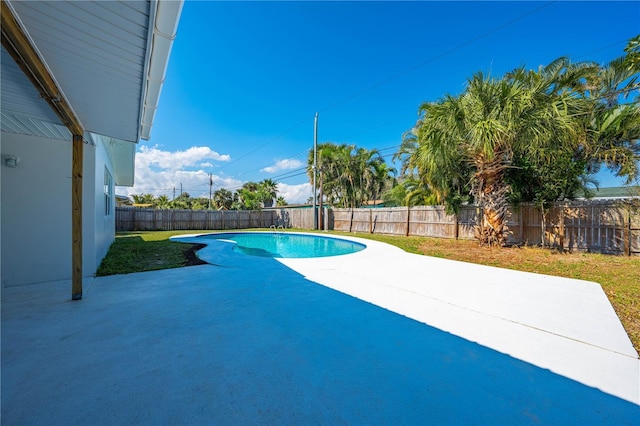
xmin=120 ymin=1 xmax=640 ymax=203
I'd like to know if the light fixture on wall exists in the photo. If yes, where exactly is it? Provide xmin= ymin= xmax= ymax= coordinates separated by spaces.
xmin=2 ymin=154 xmax=20 ymax=168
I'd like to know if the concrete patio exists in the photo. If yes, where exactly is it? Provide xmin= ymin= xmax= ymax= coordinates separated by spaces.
xmin=2 ymin=234 xmax=639 ymax=424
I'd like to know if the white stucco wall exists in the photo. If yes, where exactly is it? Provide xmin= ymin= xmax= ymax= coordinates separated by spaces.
xmin=0 ymin=131 xmax=115 ymax=287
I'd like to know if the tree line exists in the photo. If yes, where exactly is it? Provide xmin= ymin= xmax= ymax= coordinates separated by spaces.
xmin=303 ymin=37 xmax=639 ymax=246
xmin=130 ymin=179 xmax=287 ymax=210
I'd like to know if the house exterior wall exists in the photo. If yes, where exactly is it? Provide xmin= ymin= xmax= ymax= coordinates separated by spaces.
xmin=92 ymin=136 xmax=116 ymax=270
xmin=0 ymin=131 xmax=115 ymax=287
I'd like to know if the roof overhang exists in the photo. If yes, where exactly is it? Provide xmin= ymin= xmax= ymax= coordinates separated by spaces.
xmin=1 ymin=0 xmax=183 ymax=178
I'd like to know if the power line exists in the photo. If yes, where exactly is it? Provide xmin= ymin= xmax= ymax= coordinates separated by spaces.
xmin=575 ymin=39 xmax=630 ymax=60
xmin=236 ymin=33 xmax=630 ymax=180
xmin=210 ymin=2 xmax=556 ymax=174
xmin=335 ymin=115 xmax=416 ymax=142
xmin=216 ymin=113 xmax=316 ymax=172
xmin=317 ymin=1 xmax=557 ymax=113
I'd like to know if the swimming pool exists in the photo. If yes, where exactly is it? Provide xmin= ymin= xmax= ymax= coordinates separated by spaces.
xmin=195 ymin=232 xmax=366 ymax=258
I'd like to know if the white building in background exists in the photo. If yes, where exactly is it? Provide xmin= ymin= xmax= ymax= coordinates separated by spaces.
xmin=1 ymin=1 xmax=183 ymax=292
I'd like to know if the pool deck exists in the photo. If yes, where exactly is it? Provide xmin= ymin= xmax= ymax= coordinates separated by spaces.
xmin=2 ymin=233 xmax=639 ymax=424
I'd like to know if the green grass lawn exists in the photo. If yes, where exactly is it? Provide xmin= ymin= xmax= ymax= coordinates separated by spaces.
xmin=96 ymin=230 xmax=205 ymax=276
xmin=98 ymin=229 xmax=640 ymax=353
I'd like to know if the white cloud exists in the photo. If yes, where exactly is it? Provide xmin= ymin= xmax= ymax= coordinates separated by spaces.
xmin=116 ymin=145 xmax=312 ymax=204
xmin=137 ymin=145 xmax=230 ymax=172
xmin=261 ymin=158 xmax=303 ymax=173
xmin=116 ymin=145 xmax=239 ymax=199
xmin=277 ymin=182 xmax=312 ymax=205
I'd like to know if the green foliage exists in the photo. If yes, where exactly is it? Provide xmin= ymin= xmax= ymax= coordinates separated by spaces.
xmin=131 ymin=193 xmax=155 ymax=205
xmin=128 ymin=180 xmax=285 ymax=211
xmin=235 ymin=179 xmax=282 ymax=210
xmin=398 ymin=39 xmax=640 ymax=245
xmin=624 ymin=35 xmax=640 ymax=73
xmin=382 ymin=178 xmax=441 ymax=208
xmin=308 ymin=142 xmax=395 ymax=208
xmin=213 ymin=188 xmax=234 ymax=210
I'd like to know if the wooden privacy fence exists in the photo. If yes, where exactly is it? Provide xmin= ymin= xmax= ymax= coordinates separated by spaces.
xmin=117 ymin=200 xmax=640 ymax=255
xmin=331 ymin=206 xmax=477 ymax=239
xmin=330 ymin=201 xmax=640 ymax=255
xmin=116 ymin=208 xmax=275 ymax=231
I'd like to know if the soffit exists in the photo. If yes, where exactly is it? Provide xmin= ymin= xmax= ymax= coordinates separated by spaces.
xmin=1 ymin=46 xmax=71 ymax=140
xmin=3 ymin=0 xmax=151 ymax=143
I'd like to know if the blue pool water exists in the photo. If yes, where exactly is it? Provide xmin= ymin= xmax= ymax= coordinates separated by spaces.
xmin=197 ymin=232 xmax=366 ymax=258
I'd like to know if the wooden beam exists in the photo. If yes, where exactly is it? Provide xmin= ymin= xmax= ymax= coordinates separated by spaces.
xmin=72 ymin=134 xmax=83 ymax=300
xmin=1 ymin=0 xmax=83 ymax=135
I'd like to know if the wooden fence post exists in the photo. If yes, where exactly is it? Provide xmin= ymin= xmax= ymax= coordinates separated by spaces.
xmin=625 ymin=210 xmax=631 ymax=256
xmin=405 ymin=206 xmax=410 ymax=236
xmin=454 ymin=213 xmax=459 ymax=240
xmin=519 ymin=208 xmax=524 ymax=245
xmin=349 ymin=208 xmax=354 ymax=233
xmin=559 ymin=204 xmax=565 ymax=251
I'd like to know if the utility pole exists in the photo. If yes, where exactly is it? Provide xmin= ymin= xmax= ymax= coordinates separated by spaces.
xmin=319 ymin=168 xmax=324 ymax=230
xmin=173 ymin=187 xmax=176 ymax=200
xmin=313 ymin=112 xmax=318 ymax=230
xmin=180 ymin=183 xmax=183 ymax=198
xmin=209 ymin=173 xmax=213 ymax=209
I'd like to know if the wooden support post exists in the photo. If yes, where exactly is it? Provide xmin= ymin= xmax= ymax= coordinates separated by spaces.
xmin=369 ymin=209 xmax=373 ymax=234
xmin=72 ymin=134 xmax=83 ymax=300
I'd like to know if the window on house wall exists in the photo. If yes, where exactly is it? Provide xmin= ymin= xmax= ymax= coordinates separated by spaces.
xmin=104 ymin=168 xmax=113 ymax=216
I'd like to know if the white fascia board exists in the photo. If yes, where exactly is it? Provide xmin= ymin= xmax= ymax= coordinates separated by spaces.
xmin=138 ymin=0 xmax=184 ymax=141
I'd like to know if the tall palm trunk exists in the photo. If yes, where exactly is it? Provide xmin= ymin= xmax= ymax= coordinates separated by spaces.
xmin=473 ymin=154 xmax=510 ymax=246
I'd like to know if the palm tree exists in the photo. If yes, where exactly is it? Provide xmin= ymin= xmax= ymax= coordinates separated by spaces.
xmin=367 ymin=158 xmax=396 ymax=205
xmin=624 ymin=35 xmax=640 ymax=71
xmin=308 ymin=143 xmax=394 ymax=208
xmin=583 ymin=45 xmax=640 ymax=184
xmin=191 ymin=198 xmax=209 ymax=210
xmin=259 ymin=179 xmax=278 ymax=207
xmin=396 ymin=122 xmax=471 ymax=213
xmin=409 ymin=69 xmax=587 ymax=246
xmin=131 ymin=193 xmax=155 ymax=205
xmin=307 ymin=142 xmax=348 ymax=207
xmin=213 ymin=188 xmax=233 ymax=210
xmin=154 ymin=195 xmax=171 ymax=209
